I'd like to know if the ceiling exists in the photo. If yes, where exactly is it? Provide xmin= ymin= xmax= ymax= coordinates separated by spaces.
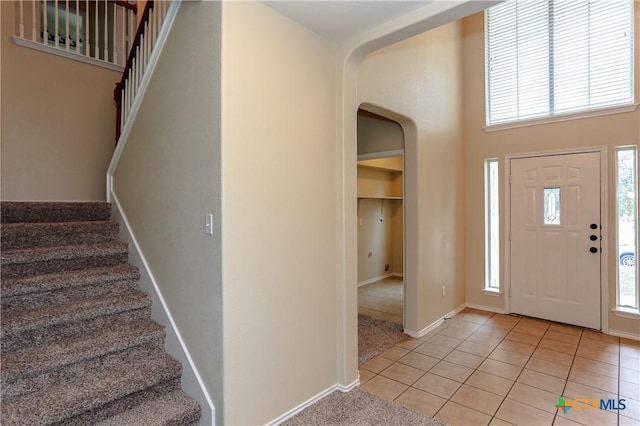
xmin=264 ymin=1 xmax=432 ymax=42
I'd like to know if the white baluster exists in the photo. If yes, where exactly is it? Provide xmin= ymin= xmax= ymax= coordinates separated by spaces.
xmin=128 ymin=68 xmax=132 ymax=104
xmin=18 ymin=1 xmax=24 ymax=38
xmin=126 ymin=72 xmax=131 ymax=115
xmin=132 ymin=56 xmax=137 ymax=97
xmin=54 ymin=0 xmax=59 ymax=48
xmin=43 ymin=0 xmax=48 ymax=45
xmin=121 ymin=5 xmax=125 ymax=65
xmin=31 ymin=0 xmax=36 ymax=41
xmin=140 ymin=33 xmax=145 ymax=76
xmin=135 ymin=46 xmax=140 ymax=88
xmin=75 ymin=0 xmax=79 ymax=53
xmin=155 ymin=6 xmax=160 ymax=47
xmin=94 ymin=0 xmax=98 ymax=58
xmin=128 ymin=8 xmax=133 ymax=58
xmin=85 ymin=0 xmax=89 ymax=56
xmin=144 ymin=23 xmax=148 ymax=72
xmin=121 ymin=87 xmax=126 ymax=133
xmin=148 ymin=8 xmax=154 ymax=51
xmin=103 ymin=0 xmax=107 ymax=60
xmin=112 ymin=3 xmax=117 ymax=64
xmin=65 ymin=0 xmax=70 ymax=51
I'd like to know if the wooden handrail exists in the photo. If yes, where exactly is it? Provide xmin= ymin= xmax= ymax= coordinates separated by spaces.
xmin=111 ymin=1 xmax=138 ymax=13
xmin=114 ymin=0 xmax=155 ymax=141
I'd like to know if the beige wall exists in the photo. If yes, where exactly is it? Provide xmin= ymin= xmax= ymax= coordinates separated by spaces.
xmin=357 ymin=165 xmax=404 ymax=282
xmin=392 ymin=200 xmax=404 ymax=275
xmin=1 ymin=2 xmax=119 ymax=201
xmin=221 ymin=2 xmax=338 ymax=424
xmin=358 ymin=198 xmax=395 ymax=282
xmin=462 ymin=11 xmax=640 ymax=336
xmin=359 ymin=22 xmax=466 ymax=334
xmin=112 ymin=1 xmax=223 ymax=423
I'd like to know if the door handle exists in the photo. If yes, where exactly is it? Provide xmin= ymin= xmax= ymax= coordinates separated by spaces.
xmin=590 ymin=223 xmax=598 ymax=229
xmin=590 ymin=235 xmax=598 ymax=241
xmin=589 ymin=247 xmax=598 ymax=253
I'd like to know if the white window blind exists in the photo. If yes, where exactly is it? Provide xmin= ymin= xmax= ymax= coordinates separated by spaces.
xmin=486 ymin=0 xmax=634 ymax=126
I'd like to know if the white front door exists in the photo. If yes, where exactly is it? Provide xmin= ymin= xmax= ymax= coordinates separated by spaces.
xmin=510 ymin=152 xmax=601 ymax=329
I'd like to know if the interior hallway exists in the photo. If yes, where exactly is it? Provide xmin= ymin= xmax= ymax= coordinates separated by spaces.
xmin=358 ymin=307 xmax=640 ymax=426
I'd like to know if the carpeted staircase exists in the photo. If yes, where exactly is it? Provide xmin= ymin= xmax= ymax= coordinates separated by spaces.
xmin=1 ymin=201 xmax=201 ymax=425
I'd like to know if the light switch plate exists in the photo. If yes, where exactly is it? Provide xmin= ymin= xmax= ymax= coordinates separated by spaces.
xmin=205 ymin=214 xmax=214 ymax=235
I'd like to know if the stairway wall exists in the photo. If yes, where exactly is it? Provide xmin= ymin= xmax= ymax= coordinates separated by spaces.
xmin=1 ymin=2 xmax=120 ymax=201
xmin=111 ymin=1 xmax=221 ymax=424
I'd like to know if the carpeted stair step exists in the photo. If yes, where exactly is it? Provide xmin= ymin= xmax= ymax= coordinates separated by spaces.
xmin=2 ymin=264 xmax=139 ymax=298
xmin=94 ymin=390 xmax=202 ymax=426
xmin=1 ymin=221 xmax=119 ymax=250
xmin=2 ymin=320 xmax=165 ymax=384
xmin=1 ymin=306 xmax=152 ymax=354
xmin=1 ymin=241 xmax=128 ymax=279
xmin=1 ymin=352 xmax=183 ymax=426
xmin=2 ymin=339 xmax=168 ymax=400
xmin=1 ymin=290 xmax=151 ymax=338
xmin=1 ymin=265 xmax=140 ymax=313
xmin=63 ymin=378 xmax=184 ymax=426
xmin=1 ymin=201 xmax=111 ymax=224
xmin=0 ymin=200 xmax=202 ymax=424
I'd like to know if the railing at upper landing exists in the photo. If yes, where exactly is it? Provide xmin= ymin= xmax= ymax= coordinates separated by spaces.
xmin=12 ymin=0 xmax=138 ymax=72
xmin=114 ymin=1 xmax=172 ymax=142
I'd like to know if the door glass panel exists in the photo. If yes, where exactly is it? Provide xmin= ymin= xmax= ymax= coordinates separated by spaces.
xmin=544 ymin=187 xmax=561 ymax=225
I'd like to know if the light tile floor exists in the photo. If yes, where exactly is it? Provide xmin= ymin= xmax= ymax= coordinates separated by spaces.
xmin=359 ymin=308 xmax=640 ymax=426
xmin=358 ymin=277 xmax=403 ymax=325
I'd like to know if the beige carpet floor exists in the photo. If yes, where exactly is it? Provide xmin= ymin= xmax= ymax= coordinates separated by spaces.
xmin=281 ymin=388 xmax=446 ymax=426
xmin=358 ymin=314 xmax=406 ymax=365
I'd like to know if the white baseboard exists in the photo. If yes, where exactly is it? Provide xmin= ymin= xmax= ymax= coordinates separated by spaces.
xmin=391 ymin=272 xmax=404 ymax=278
xmin=337 ymin=378 xmax=360 ymax=392
xmin=466 ymin=302 xmax=505 ymax=314
xmin=111 ymin=192 xmax=215 ymax=426
xmin=358 ymin=273 xmax=393 ymax=287
xmin=266 ymin=380 xmax=359 ymax=426
xmin=608 ymin=329 xmax=640 ymax=341
xmin=404 ymin=303 xmax=466 ymax=338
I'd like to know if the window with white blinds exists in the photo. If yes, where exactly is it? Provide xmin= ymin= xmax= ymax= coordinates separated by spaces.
xmin=485 ymin=0 xmax=634 ymax=126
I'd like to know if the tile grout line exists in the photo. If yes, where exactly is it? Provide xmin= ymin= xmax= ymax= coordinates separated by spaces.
xmin=361 ymin=310 xmax=630 ymax=425
xmin=424 ymin=313 xmax=529 ymax=423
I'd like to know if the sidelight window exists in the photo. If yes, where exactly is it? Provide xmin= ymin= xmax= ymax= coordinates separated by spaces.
xmin=616 ymin=147 xmax=638 ymax=311
xmin=485 ymin=159 xmax=500 ymax=291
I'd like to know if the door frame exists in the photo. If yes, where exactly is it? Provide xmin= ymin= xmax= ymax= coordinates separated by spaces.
xmin=504 ymin=146 xmax=609 ymax=332
xmin=356 ymin=149 xmax=406 ymax=328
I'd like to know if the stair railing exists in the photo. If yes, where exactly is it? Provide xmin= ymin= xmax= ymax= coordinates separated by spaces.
xmin=114 ymin=1 xmax=172 ymax=142
xmin=13 ymin=0 xmax=137 ymax=71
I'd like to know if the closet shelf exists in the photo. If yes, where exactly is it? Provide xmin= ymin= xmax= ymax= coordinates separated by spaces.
xmin=357 ymin=196 xmax=403 ymax=200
